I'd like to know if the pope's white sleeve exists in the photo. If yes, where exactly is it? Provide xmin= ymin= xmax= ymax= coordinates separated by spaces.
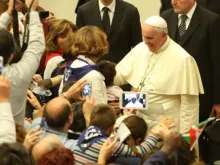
xmin=179 ymin=95 xmax=199 ymax=134
xmin=114 ymin=68 xmax=128 ymax=86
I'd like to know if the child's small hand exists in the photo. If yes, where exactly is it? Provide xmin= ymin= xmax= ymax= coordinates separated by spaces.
xmin=151 ymin=123 xmax=170 ymax=140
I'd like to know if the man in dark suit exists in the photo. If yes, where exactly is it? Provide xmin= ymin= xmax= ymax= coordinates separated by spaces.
xmin=160 ymin=0 xmax=220 ymax=15
xmin=160 ymin=0 xmax=173 ymax=14
xmin=197 ymin=0 xmax=220 ymax=15
xmin=76 ymin=0 xmax=142 ymax=63
xmin=75 ymin=0 xmax=91 ymax=14
xmin=161 ymin=0 xmax=220 ymax=163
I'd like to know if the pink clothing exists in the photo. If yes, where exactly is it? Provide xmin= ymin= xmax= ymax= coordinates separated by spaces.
xmin=107 ymin=86 xmax=123 ymax=101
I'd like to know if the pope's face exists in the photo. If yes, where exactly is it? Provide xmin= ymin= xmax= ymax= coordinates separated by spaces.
xmin=142 ymin=24 xmax=166 ymax=53
xmin=171 ymin=0 xmax=195 ymax=14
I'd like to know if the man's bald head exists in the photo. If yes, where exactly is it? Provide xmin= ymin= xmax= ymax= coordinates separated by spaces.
xmin=44 ymin=97 xmax=73 ymax=130
xmin=32 ymin=134 xmax=64 ymax=162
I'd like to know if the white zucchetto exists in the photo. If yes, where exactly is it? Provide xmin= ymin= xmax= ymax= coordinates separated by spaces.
xmin=144 ymin=16 xmax=167 ymax=28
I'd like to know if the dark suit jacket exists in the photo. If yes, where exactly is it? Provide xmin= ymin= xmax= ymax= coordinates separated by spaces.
xmin=160 ymin=0 xmax=172 ymax=14
xmin=75 ymin=0 xmax=92 ymax=14
xmin=159 ymin=0 xmax=220 ymax=15
xmin=76 ymin=0 xmax=142 ymax=63
xmin=198 ymin=0 xmax=220 ymax=14
xmin=161 ymin=6 xmax=220 ymax=121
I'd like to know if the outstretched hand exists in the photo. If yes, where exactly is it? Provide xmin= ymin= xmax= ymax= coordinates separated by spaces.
xmin=98 ymin=136 xmax=118 ymax=164
xmin=211 ymin=104 xmax=220 ymax=118
xmin=83 ymin=96 xmax=95 ymax=127
xmin=23 ymin=130 xmax=43 ymax=150
xmin=65 ymin=79 xmax=87 ymax=101
xmin=159 ymin=118 xmax=175 ymax=129
xmin=151 ymin=123 xmax=170 ymax=140
xmin=161 ymin=131 xmax=181 ymax=155
xmin=27 ymin=90 xmax=41 ymax=110
xmin=0 ymin=76 xmax=11 ymax=102
xmin=6 ymin=0 xmax=14 ymax=15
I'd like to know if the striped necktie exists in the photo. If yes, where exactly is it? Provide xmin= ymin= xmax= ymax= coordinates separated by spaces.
xmin=179 ymin=15 xmax=188 ymax=36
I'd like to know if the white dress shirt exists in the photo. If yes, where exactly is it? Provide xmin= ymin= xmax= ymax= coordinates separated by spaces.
xmin=99 ymin=0 xmax=116 ymax=25
xmin=178 ymin=2 xmax=197 ymax=30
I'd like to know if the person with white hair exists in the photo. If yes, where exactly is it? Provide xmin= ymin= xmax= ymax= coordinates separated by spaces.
xmin=114 ymin=16 xmax=204 ymax=133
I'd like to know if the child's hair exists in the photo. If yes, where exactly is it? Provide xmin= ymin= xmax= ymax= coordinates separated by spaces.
xmin=168 ymin=137 xmax=197 ymax=165
xmin=122 ymin=115 xmax=148 ymax=156
xmin=90 ymin=104 xmax=117 ymax=132
xmin=97 ymin=60 xmax=116 ymax=86
xmin=46 ymin=19 xmax=77 ymax=52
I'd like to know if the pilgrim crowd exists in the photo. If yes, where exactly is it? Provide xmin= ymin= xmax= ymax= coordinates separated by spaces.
xmin=0 ymin=0 xmax=220 ymax=164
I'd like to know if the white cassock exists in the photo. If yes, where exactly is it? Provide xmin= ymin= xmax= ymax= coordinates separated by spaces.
xmin=125 ymin=100 xmax=143 ymax=108
xmin=114 ymin=37 xmax=204 ymax=133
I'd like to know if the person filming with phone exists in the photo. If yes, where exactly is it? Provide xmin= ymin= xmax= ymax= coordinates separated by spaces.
xmin=114 ymin=16 xmax=204 ymax=134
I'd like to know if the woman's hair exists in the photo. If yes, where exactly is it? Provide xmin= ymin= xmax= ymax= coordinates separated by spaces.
xmin=68 ymin=25 xmax=109 ymax=58
xmin=122 ymin=115 xmax=148 ymax=157
xmin=15 ymin=121 xmax=27 ymax=143
xmin=97 ymin=60 xmax=116 ymax=86
xmin=62 ymin=33 xmax=78 ymax=62
xmin=45 ymin=19 xmax=77 ymax=52
xmin=90 ymin=104 xmax=116 ymax=132
xmin=37 ymin=148 xmax=74 ymax=165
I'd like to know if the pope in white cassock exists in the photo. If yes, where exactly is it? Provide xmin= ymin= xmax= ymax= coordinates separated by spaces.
xmin=114 ymin=16 xmax=204 ymax=133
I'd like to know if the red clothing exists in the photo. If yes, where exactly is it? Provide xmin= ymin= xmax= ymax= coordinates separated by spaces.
xmin=44 ymin=49 xmax=63 ymax=68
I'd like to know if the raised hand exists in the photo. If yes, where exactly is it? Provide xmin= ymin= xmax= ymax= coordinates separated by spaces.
xmin=161 ymin=131 xmax=181 ymax=155
xmin=98 ymin=136 xmax=118 ymax=164
xmin=83 ymin=96 xmax=95 ymax=127
xmin=151 ymin=122 xmax=171 ymax=140
xmin=27 ymin=90 xmax=41 ymax=110
xmin=159 ymin=117 xmax=175 ymax=129
xmin=65 ymin=78 xmax=87 ymax=101
xmin=23 ymin=129 xmax=43 ymax=150
xmin=0 ymin=76 xmax=11 ymax=102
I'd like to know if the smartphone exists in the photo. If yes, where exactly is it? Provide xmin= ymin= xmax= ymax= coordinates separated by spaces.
xmin=39 ymin=11 xmax=49 ymax=19
xmin=120 ymin=92 xmax=148 ymax=110
xmin=0 ymin=56 xmax=3 ymax=75
xmin=82 ymin=82 xmax=92 ymax=97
